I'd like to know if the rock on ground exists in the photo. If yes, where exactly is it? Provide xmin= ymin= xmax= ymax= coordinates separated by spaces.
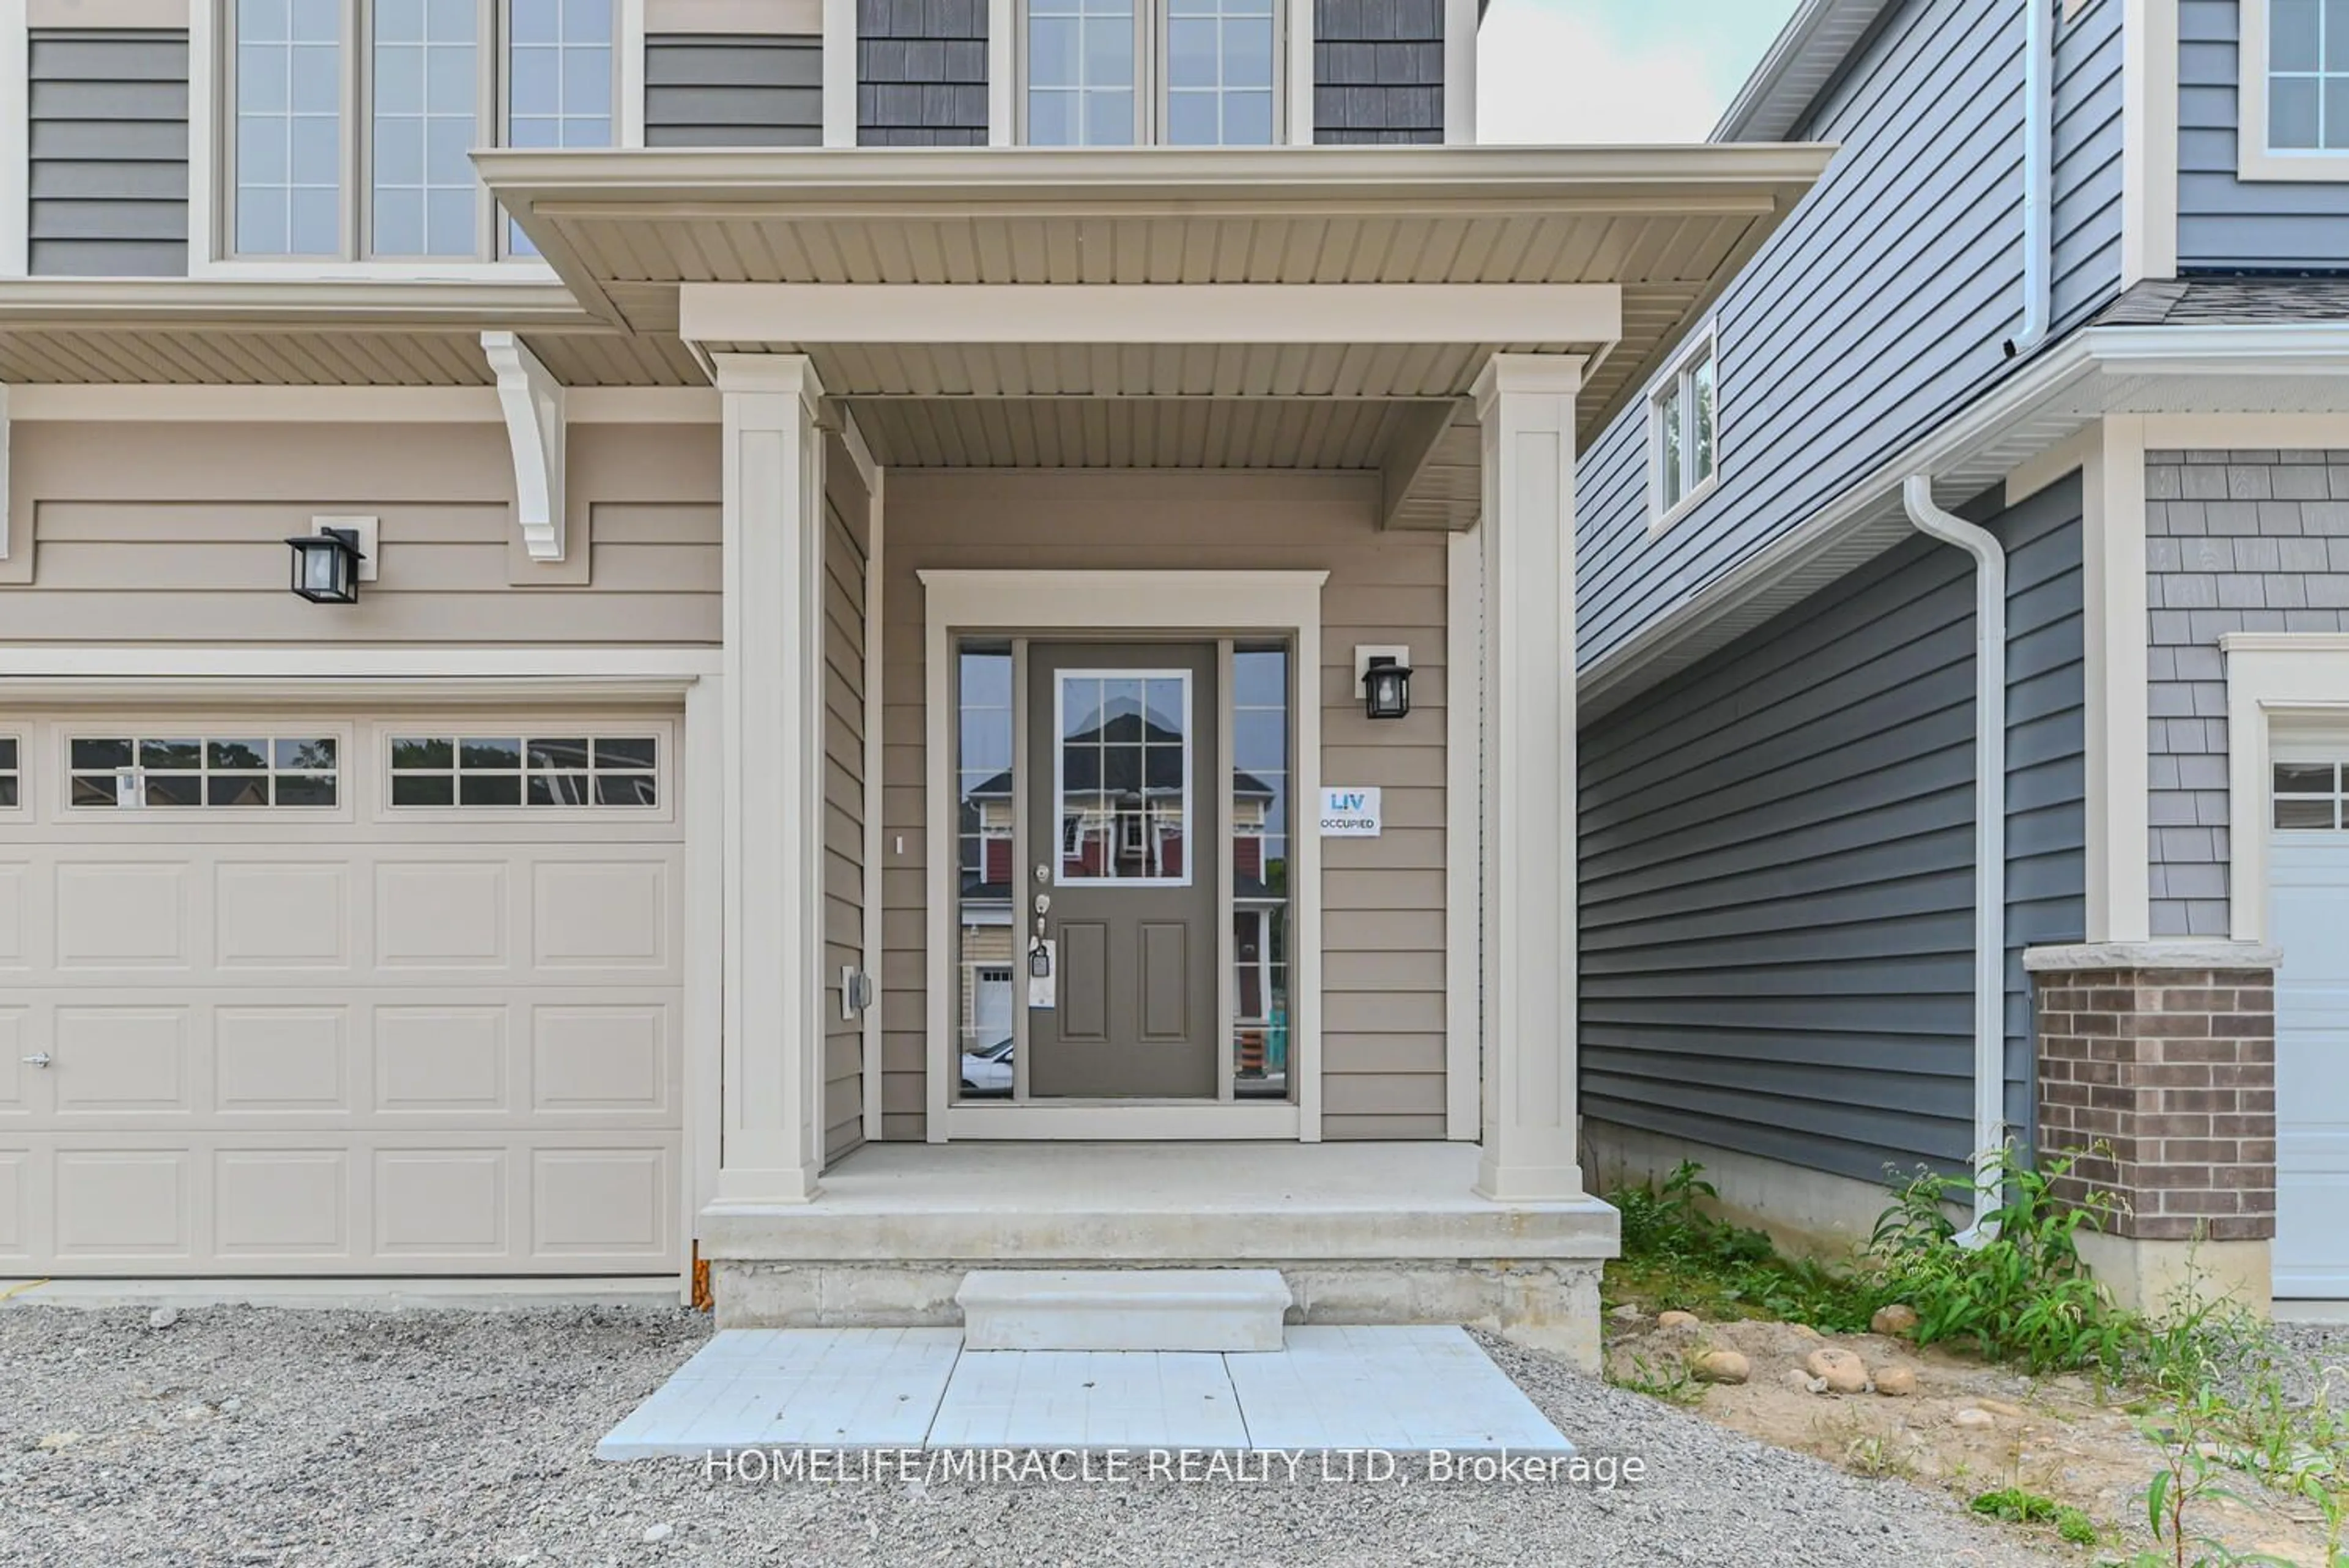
xmin=0 ymin=1305 xmax=2066 ymax=1568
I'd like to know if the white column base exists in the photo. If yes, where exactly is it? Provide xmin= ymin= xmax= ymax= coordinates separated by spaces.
xmin=1474 ymin=1151 xmax=1587 ymax=1204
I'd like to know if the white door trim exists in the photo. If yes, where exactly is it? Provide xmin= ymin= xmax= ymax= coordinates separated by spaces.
xmin=918 ymin=569 xmax=1326 ymax=1141
xmin=0 ymin=644 xmax=719 ymax=1294
xmin=2224 ymin=634 xmax=2349 ymax=943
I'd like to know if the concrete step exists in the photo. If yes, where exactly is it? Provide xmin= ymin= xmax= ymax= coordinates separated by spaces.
xmin=956 ymin=1268 xmax=1293 ymax=1352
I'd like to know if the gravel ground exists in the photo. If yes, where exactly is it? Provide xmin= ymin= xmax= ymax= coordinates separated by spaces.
xmin=0 ymin=1305 xmax=2066 ymax=1568
xmin=2252 ymin=1321 xmax=2349 ymax=1405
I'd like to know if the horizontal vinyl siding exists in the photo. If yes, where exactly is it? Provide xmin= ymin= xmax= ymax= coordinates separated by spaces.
xmin=824 ymin=477 xmax=872 ymax=1162
xmin=644 ymin=34 xmax=823 ymax=146
xmin=1578 ymin=480 xmax=2084 ymax=1185
xmin=1313 ymin=0 xmax=1442 ymax=145
xmin=877 ymin=471 xmax=1447 ymax=1141
xmin=1 ymin=423 xmax=720 ymax=644
xmin=1578 ymin=0 xmax=2104 ymax=669
xmin=28 ymin=29 xmax=189 ymax=277
xmin=2177 ymin=0 xmax=2349 ymax=271
xmin=2049 ymin=0 xmax=2124 ymax=330
xmin=1999 ymin=477 xmax=2088 ymax=1151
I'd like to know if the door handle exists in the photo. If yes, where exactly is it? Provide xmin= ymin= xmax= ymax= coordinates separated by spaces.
xmin=21 ymin=1053 xmax=50 ymax=1069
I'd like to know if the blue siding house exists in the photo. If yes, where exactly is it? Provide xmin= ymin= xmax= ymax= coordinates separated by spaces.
xmin=1575 ymin=0 xmax=2349 ymax=1315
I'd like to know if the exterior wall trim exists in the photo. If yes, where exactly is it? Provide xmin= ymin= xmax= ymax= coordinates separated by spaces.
xmin=2085 ymin=414 xmax=2153 ymax=943
xmin=2222 ymin=634 xmax=2349 ymax=944
xmin=1441 ymin=0 xmax=1475 ymax=145
xmin=1444 ymin=527 xmax=1480 ymax=1140
xmin=0 ymin=0 xmax=26 ymax=280
xmin=916 ymin=568 xmax=1328 ymax=1141
xmin=2122 ymin=0 xmax=2181 ymax=282
xmin=860 ymin=467 xmax=888 ymax=1143
xmin=821 ymin=0 xmax=852 ymax=147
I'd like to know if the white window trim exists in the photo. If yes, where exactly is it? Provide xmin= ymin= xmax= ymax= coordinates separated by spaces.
xmin=1051 ymin=666 xmax=1195 ymax=888
xmin=990 ymin=0 xmax=1310 ymax=146
xmin=373 ymin=718 xmax=677 ymax=824
xmin=2224 ymin=633 xmax=2349 ymax=943
xmin=188 ymin=0 xmax=635 ymax=275
xmin=2238 ymin=0 xmax=2349 ymax=181
xmin=1646 ymin=321 xmax=1720 ymax=532
xmin=921 ymin=569 xmax=1324 ymax=1141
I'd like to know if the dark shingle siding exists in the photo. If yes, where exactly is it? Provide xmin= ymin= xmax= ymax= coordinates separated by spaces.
xmin=1314 ymin=0 xmax=1442 ymax=144
xmin=645 ymin=35 xmax=823 ymax=146
xmin=859 ymin=0 xmax=988 ymax=146
xmin=28 ymin=29 xmax=188 ymax=277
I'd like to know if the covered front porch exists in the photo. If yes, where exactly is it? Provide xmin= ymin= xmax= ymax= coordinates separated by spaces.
xmin=472 ymin=146 xmax=1829 ymax=1365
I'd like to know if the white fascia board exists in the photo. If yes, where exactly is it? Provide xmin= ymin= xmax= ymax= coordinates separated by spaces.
xmin=0 ymin=647 xmax=721 ymax=679
xmin=679 ymin=283 xmax=1624 ymax=347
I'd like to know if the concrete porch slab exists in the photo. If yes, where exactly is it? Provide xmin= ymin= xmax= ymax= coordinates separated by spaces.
xmin=594 ymin=1325 xmax=1572 ymax=1459
xmin=698 ymin=1142 xmax=1620 ymax=1263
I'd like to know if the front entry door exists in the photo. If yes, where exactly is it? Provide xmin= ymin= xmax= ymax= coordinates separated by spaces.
xmin=1027 ymin=643 xmax=1220 ymax=1098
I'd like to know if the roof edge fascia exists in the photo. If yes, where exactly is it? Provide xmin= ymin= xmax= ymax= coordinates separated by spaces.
xmin=0 ymin=278 xmax=598 ymax=327
xmin=472 ymin=143 xmax=1839 ymax=209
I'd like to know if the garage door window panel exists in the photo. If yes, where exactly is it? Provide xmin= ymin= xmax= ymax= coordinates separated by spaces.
xmin=388 ymin=731 xmax=662 ymax=812
xmin=66 ymin=735 xmax=340 ymax=811
xmin=0 ymin=737 xmax=20 ymax=811
xmin=2277 ymin=760 xmax=2348 ymax=830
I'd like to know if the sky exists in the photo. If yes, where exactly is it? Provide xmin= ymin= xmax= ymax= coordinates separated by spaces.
xmin=1477 ymin=0 xmax=1810 ymax=145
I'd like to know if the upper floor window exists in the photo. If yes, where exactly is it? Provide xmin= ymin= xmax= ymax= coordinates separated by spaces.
xmin=1023 ymin=0 xmax=1278 ymax=146
xmin=1649 ymin=329 xmax=1718 ymax=526
xmin=230 ymin=0 xmax=613 ymax=261
xmin=2267 ymin=0 xmax=2349 ymax=152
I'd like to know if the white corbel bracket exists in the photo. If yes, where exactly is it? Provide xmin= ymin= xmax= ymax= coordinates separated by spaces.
xmin=482 ymin=331 xmax=567 ymax=562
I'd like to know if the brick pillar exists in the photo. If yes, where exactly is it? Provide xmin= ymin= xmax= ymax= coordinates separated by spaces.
xmin=2030 ymin=953 xmax=2277 ymax=1258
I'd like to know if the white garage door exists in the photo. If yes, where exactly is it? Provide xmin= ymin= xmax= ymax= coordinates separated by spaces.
xmin=2273 ymin=755 xmax=2349 ymax=1297
xmin=0 ymin=713 xmax=685 ymax=1276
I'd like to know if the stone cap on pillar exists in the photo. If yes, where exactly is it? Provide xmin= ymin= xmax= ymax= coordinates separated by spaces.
xmin=2023 ymin=941 xmax=2283 ymax=973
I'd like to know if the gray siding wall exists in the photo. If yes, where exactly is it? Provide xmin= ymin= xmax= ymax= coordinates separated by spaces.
xmin=645 ymin=34 xmax=822 ymax=146
xmin=1579 ymin=482 xmax=2085 ymax=1186
xmin=2178 ymin=0 xmax=2349 ymax=270
xmin=1313 ymin=0 xmax=1442 ymax=144
xmin=2051 ymin=0 xmax=2124 ymax=325
xmin=28 ymin=29 xmax=188 ymax=277
xmin=1576 ymin=0 xmax=2123 ymax=671
xmin=2145 ymin=448 xmax=2349 ymax=937
xmin=859 ymin=0 xmax=988 ymax=146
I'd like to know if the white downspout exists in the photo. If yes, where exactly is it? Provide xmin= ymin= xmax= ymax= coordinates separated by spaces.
xmin=1902 ymin=476 xmax=2008 ymax=1235
xmin=2008 ymin=0 xmax=2055 ymax=357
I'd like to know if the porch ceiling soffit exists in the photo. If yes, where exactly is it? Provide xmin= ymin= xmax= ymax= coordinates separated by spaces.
xmin=1578 ymin=323 xmax=2349 ymax=722
xmin=0 ymin=280 xmax=704 ymax=387
xmin=473 ymin=143 xmax=1833 ymax=444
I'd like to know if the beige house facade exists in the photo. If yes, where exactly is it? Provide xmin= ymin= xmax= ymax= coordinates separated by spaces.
xmin=0 ymin=0 xmax=1828 ymax=1366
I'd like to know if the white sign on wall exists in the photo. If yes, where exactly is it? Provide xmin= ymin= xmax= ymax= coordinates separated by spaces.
xmin=1318 ymin=786 xmax=1383 ymax=838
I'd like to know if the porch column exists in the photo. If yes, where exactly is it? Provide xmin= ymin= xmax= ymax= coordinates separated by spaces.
xmin=1472 ymin=353 xmax=1587 ymax=1202
xmin=713 ymin=354 xmax=827 ymax=1203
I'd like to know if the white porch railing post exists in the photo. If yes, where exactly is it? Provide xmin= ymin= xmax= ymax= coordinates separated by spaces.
xmin=1471 ymin=353 xmax=1588 ymax=1202
xmin=713 ymin=353 xmax=827 ymax=1203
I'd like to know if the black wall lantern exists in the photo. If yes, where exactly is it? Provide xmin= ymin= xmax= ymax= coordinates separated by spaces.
xmin=1361 ymin=654 xmax=1413 ymax=721
xmin=285 ymin=527 xmax=366 ymax=604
